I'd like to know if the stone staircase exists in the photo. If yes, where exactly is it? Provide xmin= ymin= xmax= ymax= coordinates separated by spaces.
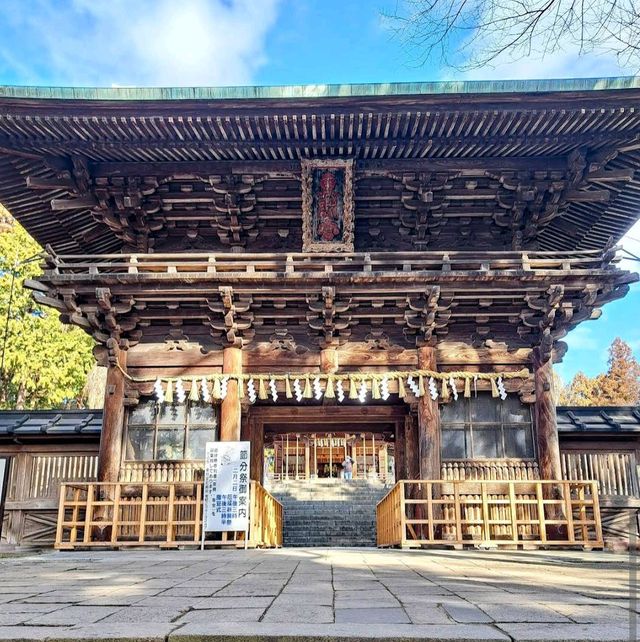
xmin=266 ymin=478 xmax=390 ymax=547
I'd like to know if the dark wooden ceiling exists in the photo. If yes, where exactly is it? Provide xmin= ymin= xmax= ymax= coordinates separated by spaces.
xmin=2 ymin=86 xmax=640 ymax=254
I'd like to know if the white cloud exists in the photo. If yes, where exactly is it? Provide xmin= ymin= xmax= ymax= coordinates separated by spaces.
xmin=1 ymin=0 xmax=281 ymax=86
xmin=618 ymin=220 xmax=640 ymax=273
xmin=563 ymin=325 xmax=598 ymax=351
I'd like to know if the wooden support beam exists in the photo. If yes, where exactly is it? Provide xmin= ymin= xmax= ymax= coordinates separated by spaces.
xmin=394 ymin=420 xmax=406 ymax=482
xmin=220 ymin=346 xmax=242 ymax=441
xmin=533 ymin=349 xmax=562 ymax=480
xmin=405 ymin=413 xmax=420 ymax=481
xmin=417 ymin=347 xmax=441 ymax=480
xmin=97 ymin=341 xmax=127 ymax=484
xmin=249 ymin=417 xmax=263 ymax=484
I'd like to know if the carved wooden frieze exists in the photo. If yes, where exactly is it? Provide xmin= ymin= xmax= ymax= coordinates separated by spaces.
xmin=301 ymin=159 xmax=355 ymax=252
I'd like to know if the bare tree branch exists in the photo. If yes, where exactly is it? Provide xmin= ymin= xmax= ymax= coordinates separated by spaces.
xmin=382 ymin=0 xmax=640 ymax=71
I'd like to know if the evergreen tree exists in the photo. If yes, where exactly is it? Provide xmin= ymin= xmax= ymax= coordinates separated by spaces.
xmin=0 ymin=212 xmax=96 ymax=409
xmin=558 ymin=338 xmax=640 ymax=406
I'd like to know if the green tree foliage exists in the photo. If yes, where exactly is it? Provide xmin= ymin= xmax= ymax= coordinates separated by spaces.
xmin=558 ymin=338 xmax=640 ymax=406
xmin=0 ymin=213 xmax=96 ymax=409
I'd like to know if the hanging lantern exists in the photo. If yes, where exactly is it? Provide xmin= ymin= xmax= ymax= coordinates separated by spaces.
xmin=153 ymin=378 xmax=165 ymax=404
xmin=189 ymin=378 xmax=199 ymax=402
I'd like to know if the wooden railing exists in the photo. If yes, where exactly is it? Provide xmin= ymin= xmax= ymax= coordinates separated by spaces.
xmin=119 ymin=460 xmax=203 ymax=483
xmin=377 ymin=480 xmax=603 ymax=549
xmin=55 ymin=480 xmax=282 ymax=550
xmin=43 ymin=248 xmax=618 ymax=278
xmin=561 ymin=451 xmax=640 ymax=497
xmin=442 ymin=459 xmax=540 ymax=481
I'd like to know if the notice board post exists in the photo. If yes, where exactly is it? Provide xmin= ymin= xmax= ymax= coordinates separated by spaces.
xmin=201 ymin=441 xmax=251 ymax=549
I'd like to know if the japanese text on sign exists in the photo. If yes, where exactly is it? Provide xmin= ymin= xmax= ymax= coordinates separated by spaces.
xmin=203 ymin=441 xmax=251 ymax=533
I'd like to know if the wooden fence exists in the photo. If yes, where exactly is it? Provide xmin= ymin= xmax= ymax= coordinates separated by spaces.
xmin=55 ymin=480 xmax=282 ymax=549
xmin=377 ymin=480 xmax=603 ymax=549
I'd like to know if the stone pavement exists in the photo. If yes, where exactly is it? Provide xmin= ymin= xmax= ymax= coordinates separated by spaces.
xmin=0 ymin=548 xmax=637 ymax=641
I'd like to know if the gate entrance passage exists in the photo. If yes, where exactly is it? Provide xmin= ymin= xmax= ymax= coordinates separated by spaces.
xmin=269 ymin=432 xmax=393 ymax=482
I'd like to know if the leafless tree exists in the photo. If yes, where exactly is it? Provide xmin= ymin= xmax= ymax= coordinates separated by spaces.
xmin=384 ymin=0 xmax=640 ymax=71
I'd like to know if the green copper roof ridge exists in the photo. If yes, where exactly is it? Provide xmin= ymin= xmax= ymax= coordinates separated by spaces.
xmin=0 ymin=76 xmax=639 ymax=101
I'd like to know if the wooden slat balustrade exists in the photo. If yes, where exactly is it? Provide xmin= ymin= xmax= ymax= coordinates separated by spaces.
xmin=561 ymin=451 xmax=640 ymax=497
xmin=55 ymin=480 xmax=282 ymax=550
xmin=44 ymin=248 xmax=617 ymax=278
xmin=377 ymin=480 xmax=603 ymax=549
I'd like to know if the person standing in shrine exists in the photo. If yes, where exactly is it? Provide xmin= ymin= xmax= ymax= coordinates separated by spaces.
xmin=342 ymin=455 xmax=353 ymax=481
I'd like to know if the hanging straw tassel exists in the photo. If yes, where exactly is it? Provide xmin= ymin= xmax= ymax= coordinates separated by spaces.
xmin=418 ymin=375 xmax=426 ymax=397
xmin=303 ymin=376 xmax=313 ymax=399
xmin=348 ymin=375 xmax=358 ymax=399
xmin=490 ymin=377 xmax=500 ymax=398
xmin=440 ymin=377 xmax=450 ymax=400
xmin=371 ymin=377 xmax=381 ymax=400
xmin=212 ymin=377 xmax=222 ymax=400
xmin=285 ymin=376 xmax=293 ymax=399
xmin=189 ymin=378 xmax=199 ymax=402
xmin=164 ymin=380 xmax=174 ymax=404
xmin=258 ymin=377 xmax=268 ymax=400
xmin=397 ymin=376 xmax=406 ymax=399
xmin=464 ymin=377 xmax=471 ymax=398
xmin=324 ymin=376 xmax=335 ymax=399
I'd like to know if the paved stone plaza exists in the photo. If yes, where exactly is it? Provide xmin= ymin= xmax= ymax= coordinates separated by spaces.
xmin=0 ymin=548 xmax=637 ymax=641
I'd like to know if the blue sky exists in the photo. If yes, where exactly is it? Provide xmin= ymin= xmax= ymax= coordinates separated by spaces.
xmin=1 ymin=0 xmax=639 ymax=382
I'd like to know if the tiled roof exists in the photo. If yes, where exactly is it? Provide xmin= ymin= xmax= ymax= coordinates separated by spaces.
xmin=0 ymin=410 xmax=102 ymax=439
xmin=557 ymin=406 xmax=640 ymax=433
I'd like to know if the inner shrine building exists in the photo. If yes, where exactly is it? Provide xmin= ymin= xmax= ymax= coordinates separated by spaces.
xmin=1 ymin=77 xmax=639 ymax=548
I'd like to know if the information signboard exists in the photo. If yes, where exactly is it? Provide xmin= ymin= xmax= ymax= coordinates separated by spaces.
xmin=201 ymin=441 xmax=251 ymax=548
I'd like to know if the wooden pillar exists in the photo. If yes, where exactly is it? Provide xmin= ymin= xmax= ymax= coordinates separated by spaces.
xmin=405 ymin=413 xmax=420 ymax=481
xmin=417 ymin=346 xmax=441 ymax=480
xmin=304 ymin=439 xmax=310 ymax=480
xmin=220 ymin=346 xmax=242 ymax=441
xmin=394 ymin=420 xmax=406 ymax=482
xmin=351 ymin=440 xmax=357 ymax=478
xmin=98 ymin=340 xmax=127 ymax=484
xmin=533 ymin=349 xmax=562 ymax=481
xmin=249 ymin=418 xmax=264 ymax=484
